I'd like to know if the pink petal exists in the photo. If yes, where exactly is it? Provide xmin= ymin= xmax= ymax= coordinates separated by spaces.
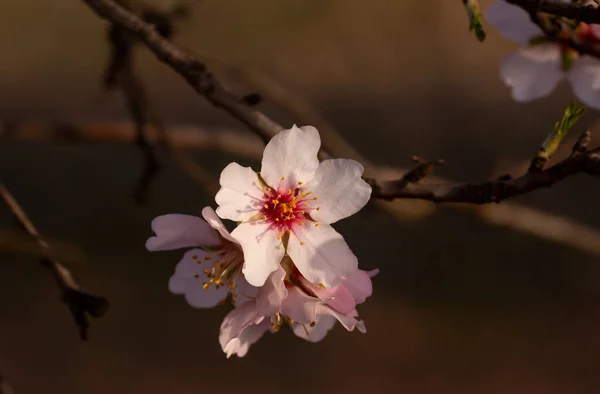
xmin=201 ymin=206 xmax=238 ymax=244
xmin=221 ymin=320 xmax=271 ymax=358
xmin=568 ymin=55 xmax=600 ymax=110
xmin=168 ymin=249 xmax=228 ymax=308
xmin=499 ymin=46 xmax=563 ymax=102
xmin=281 ymin=285 xmax=320 ymax=324
xmin=146 ymin=214 xmax=220 ymax=251
xmin=485 ymin=0 xmax=543 ymax=46
xmin=291 ymin=315 xmax=337 ymax=343
xmin=287 ymin=222 xmax=358 ymax=287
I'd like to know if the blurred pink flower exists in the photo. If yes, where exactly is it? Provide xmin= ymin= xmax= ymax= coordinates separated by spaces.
xmin=215 ymin=125 xmax=371 ymax=288
xmin=486 ymin=0 xmax=600 ymax=108
xmin=146 ymin=206 xmax=256 ymax=308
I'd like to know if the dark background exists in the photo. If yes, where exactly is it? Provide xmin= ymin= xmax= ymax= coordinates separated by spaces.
xmin=2 ymin=1 xmax=600 ymax=393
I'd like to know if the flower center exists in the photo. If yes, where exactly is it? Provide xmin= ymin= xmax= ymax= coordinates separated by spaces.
xmin=259 ymin=180 xmax=320 ymax=240
xmin=191 ymin=243 xmax=244 ymax=304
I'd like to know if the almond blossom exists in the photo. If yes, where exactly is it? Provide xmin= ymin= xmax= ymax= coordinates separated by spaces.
xmin=219 ymin=256 xmax=377 ymax=358
xmin=146 ymin=206 xmax=256 ymax=308
xmin=486 ymin=0 xmax=600 ymax=108
xmin=215 ymin=125 xmax=372 ymax=288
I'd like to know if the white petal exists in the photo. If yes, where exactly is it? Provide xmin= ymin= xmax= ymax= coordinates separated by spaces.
xmin=291 ymin=314 xmax=337 ymax=343
xmin=324 ymin=306 xmax=366 ymax=333
xmin=222 ymin=320 xmax=271 ymax=358
xmin=287 ymin=223 xmax=358 ymax=287
xmin=340 ymin=269 xmax=375 ymax=305
xmin=215 ymin=163 xmax=263 ymax=222
xmin=201 ymin=206 xmax=238 ymax=244
xmin=499 ymin=46 xmax=563 ymax=102
xmin=168 ymin=249 xmax=228 ymax=308
xmin=146 ymin=214 xmax=220 ymax=251
xmin=485 ymin=0 xmax=543 ymax=46
xmin=231 ymin=221 xmax=285 ymax=287
xmin=255 ymin=266 xmax=287 ymax=316
xmin=568 ymin=56 xmax=600 ymax=110
xmin=302 ymin=159 xmax=371 ymax=224
xmin=281 ymin=285 xmax=320 ymax=324
xmin=219 ymin=302 xmax=264 ymax=352
xmin=260 ymin=125 xmax=320 ymax=190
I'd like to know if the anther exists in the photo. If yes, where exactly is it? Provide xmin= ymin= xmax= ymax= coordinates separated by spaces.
xmin=262 ymin=215 xmax=267 ymax=220
xmin=300 ymin=241 xmax=305 ymax=246
xmin=309 ymin=321 xmax=316 ymax=327
xmin=281 ymin=176 xmax=285 ymax=181
xmin=264 ymin=204 xmax=269 ymax=209
xmin=298 ymin=181 xmax=303 ymax=185
xmin=315 ymin=223 xmax=320 ymax=227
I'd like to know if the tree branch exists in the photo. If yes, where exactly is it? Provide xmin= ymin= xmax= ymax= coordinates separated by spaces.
xmin=508 ymin=0 xmax=600 ymax=24
xmin=81 ymin=0 xmax=283 ymax=145
xmin=368 ymin=131 xmax=600 ymax=203
xmin=0 ymin=183 xmax=109 ymax=340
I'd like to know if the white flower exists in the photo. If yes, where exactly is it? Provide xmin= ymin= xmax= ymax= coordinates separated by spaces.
xmin=215 ymin=125 xmax=372 ymax=288
xmin=486 ymin=0 xmax=600 ymax=108
xmin=146 ymin=206 xmax=256 ymax=308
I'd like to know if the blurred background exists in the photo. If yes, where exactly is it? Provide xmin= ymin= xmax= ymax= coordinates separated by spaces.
xmin=2 ymin=0 xmax=600 ymax=393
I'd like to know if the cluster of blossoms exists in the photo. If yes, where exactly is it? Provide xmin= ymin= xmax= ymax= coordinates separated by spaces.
xmin=146 ymin=125 xmax=376 ymax=357
xmin=486 ymin=0 xmax=600 ymax=108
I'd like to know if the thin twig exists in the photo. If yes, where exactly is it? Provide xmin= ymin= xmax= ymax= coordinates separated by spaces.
xmin=508 ymin=0 xmax=600 ymax=24
xmin=82 ymin=0 xmax=284 ymax=145
xmin=368 ymin=131 xmax=600 ymax=203
xmin=0 ymin=183 xmax=109 ymax=340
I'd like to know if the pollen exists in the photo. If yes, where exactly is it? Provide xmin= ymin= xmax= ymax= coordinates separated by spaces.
xmin=264 ymin=204 xmax=269 ymax=209
xmin=315 ymin=223 xmax=320 ymax=227
xmin=192 ymin=255 xmax=198 ymax=260
xmin=262 ymin=215 xmax=267 ymax=220
xmin=309 ymin=321 xmax=316 ymax=327
xmin=204 ymin=256 xmax=212 ymax=260
xmin=313 ymin=196 xmax=318 ymax=200
xmin=194 ymin=274 xmax=199 ymax=279
xmin=300 ymin=241 xmax=305 ymax=246
xmin=298 ymin=181 xmax=303 ymax=185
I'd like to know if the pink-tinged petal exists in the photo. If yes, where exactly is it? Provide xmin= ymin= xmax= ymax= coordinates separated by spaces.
xmin=302 ymin=159 xmax=371 ymax=224
xmin=287 ymin=222 xmax=358 ymax=287
xmin=168 ymin=249 xmax=228 ymax=308
xmin=339 ymin=269 xmax=376 ymax=305
xmin=281 ymin=285 xmax=320 ymax=324
xmin=219 ymin=301 xmax=264 ymax=348
xmin=201 ymin=206 xmax=238 ymax=244
xmin=255 ymin=266 xmax=287 ymax=316
xmin=291 ymin=315 xmax=337 ymax=343
xmin=232 ymin=275 xmax=259 ymax=305
xmin=568 ymin=56 xmax=600 ymax=110
xmin=485 ymin=0 xmax=543 ymax=46
xmin=221 ymin=320 xmax=271 ymax=358
xmin=499 ymin=45 xmax=563 ymax=102
xmin=260 ymin=125 xmax=320 ymax=190
xmin=324 ymin=306 xmax=366 ymax=333
xmin=309 ymin=281 xmax=356 ymax=315
xmin=145 ymin=214 xmax=220 ymax=251
xmin=232 ymin=221 xmax=285 ymax=287
xmin=215 ymin=163 xmax=263 ymax=222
